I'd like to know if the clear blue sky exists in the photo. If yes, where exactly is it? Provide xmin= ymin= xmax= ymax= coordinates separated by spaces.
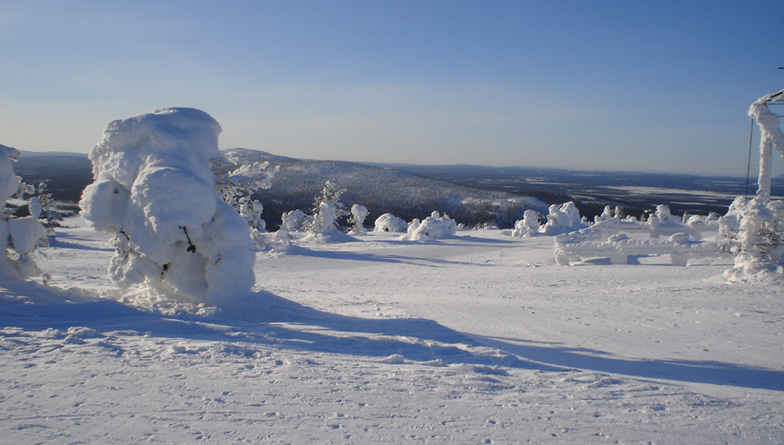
xmin=1 ymin=0 xmax=782 ymax=176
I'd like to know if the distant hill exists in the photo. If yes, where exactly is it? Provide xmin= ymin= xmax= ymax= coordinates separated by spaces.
xmin=371 ymin=163 xmax=784 ymax=218
xmin=222 ymin=148 xmax=548 ymax=229
xmin=15 ymin=152 xmax=93 ymax=203
xmin=11 ymin=149 xmax=548 ymax=229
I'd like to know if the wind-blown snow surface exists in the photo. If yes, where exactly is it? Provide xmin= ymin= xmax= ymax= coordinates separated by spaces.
xmin=1 ymin=218 xmax=783 ymax=444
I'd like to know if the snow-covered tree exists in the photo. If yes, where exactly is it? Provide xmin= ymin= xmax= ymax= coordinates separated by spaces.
xmin=29 ymin=182 xmax=64 ymax=234
xmin=79 ymin=108 xmax=256 ymax=306
xmin=305 ymin=181 xmax=348 ymax=234
xmin=0 ymin=144 xmax=48 ymax=279
xmin=281 ymin=209 xmax=308 ymax=232
xmin=211 ymin=154 xmax=276 ymax=233
xmin=720 ymin=90 xmax=784 ymax=281
xmin=349 ymin=204 xmax=369 ymax=233
xmin=512 ymin=209 xmax=542 ymax=237
xmin=720 ymin=197 xmax=784 ymax=279
xmin=403 ymin=211 xmax=457 ymax=241
xmin=540 ymin=202 xmax=585 ymax=235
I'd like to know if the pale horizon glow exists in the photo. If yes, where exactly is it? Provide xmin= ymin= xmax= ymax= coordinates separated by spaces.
xmin=1 ymin=1 xmax=783 ymax=176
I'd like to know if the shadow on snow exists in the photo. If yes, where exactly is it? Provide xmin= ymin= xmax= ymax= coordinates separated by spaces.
xmin=1 ymin=279 xmax=781 ymax=392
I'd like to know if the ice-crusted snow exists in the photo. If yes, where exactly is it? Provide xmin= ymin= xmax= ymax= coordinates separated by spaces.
xmin=1 ymin=217 xmax=782 ymax=444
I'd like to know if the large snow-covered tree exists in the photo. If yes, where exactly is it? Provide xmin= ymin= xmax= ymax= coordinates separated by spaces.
xmin=79 ymin=108 xmax=256 ymax=306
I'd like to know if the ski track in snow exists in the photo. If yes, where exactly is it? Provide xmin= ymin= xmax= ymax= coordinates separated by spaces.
xmin=1 ymin=220 xmax=783 ymax=444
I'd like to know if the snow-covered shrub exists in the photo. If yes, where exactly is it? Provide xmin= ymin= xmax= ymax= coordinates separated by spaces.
xmin=594 ymin=205 xmax=623 ymax=223
xmin=540 ymin=202 xmax=585 ymax=235
xmin=350 ymin=204 xmax=369 ymax=233
xmin=79 ymin=108 xmax=256 ymax=306
xmin=511 ymin=209 xmax=541 ymax=237
xmin=719 ymin=197 xmax=784 ymax=280
xmin=238 ymin=197 xmax=266 ymax=231
xmin=0 ymin=144 xmax=48 ymax=279
xmin=654 ymin=204 xmax=681 ymax=224
xmin=646 ymin=204 xmax=703 ymax=240
xmin=403 ymin=211 xmax=457 ymax=241
xmin=281 ymin=209 xmax=307 ymax=231
xmin=211 ymin=149 xmax=276 ymax=234
xmin=253 ymin=228 xmax=292 ymax=253
xmin=28 ymin=183 xmax=64 ymax=234
xmin=374 ymin=213 xmax=408 ymax=233
xmin=305 ymin=181 xmax=348 ymax=235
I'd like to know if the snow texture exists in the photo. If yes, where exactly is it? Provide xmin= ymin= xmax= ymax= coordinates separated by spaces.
xmin=79 ymin=108 xmax=255 ymax=307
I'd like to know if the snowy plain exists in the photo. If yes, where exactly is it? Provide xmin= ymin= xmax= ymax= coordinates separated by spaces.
xmin=1 ymin=217 xmax=783 ymax=444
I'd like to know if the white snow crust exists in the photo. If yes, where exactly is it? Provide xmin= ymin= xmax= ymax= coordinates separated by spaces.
xmin=1 ymin=218 xmax=782 ymax=444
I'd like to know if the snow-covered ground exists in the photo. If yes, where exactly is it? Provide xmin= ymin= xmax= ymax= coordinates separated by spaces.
xmin=2 ymin=218 xmax=783 ymax=444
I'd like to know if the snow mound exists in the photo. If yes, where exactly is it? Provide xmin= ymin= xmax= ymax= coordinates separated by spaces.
xmin=403 ymin=211 xmax=457 ymax=241
xmin=374 ymin=212 xmax=407 ymax=233
xmin=79 ymin=108 xmax=255 ymax=307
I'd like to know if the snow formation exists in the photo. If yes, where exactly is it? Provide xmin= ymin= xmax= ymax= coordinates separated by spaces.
xmin=0 ymin=144 xmax=48 ymax=279
xmin=718 ymin=90 xmax=784 ymax=281
xmin=511 ymin=209 xmax=542 ymax=237
xmin=349 ymin=204 xmax=369 ymax=233
xmin=374 ymin=212 xmax=408 ymax=233
xmin=540 ymin=201 xmax=586 ymax=235
xmin=306 ymin=181 xmax=345 ymax=234
xmin=79 ymin=108 xmax=255 ymax=307
xmin=403 ymin=211 xmax=457 ymax=241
